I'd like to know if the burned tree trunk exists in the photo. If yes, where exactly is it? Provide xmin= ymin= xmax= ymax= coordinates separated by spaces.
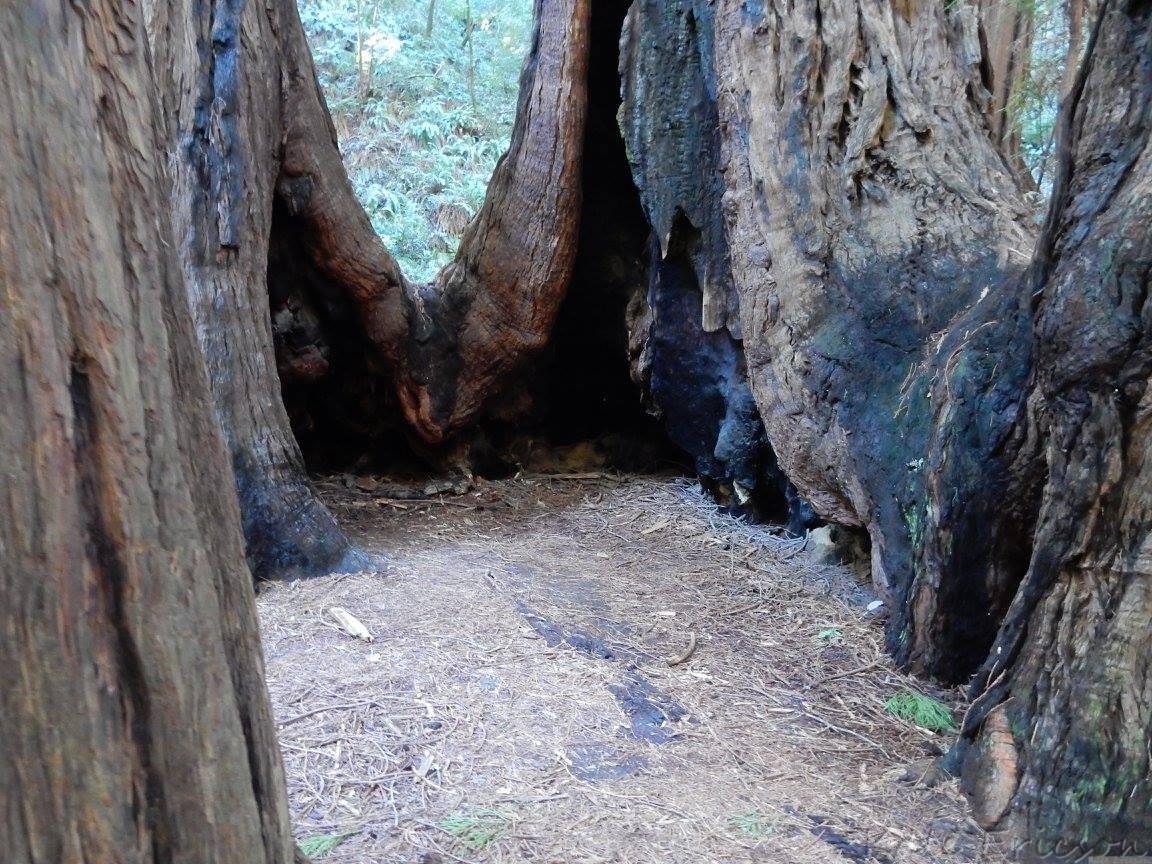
xmin=0 ymin=1 xmax=294 ymax=860
xmin=620 ymin=0 xmax=1148 ymax=851
xmin=142 ymin=0 xmax=591 ymax=557
xmin=29 ymin=0 xmax=1133 ymax=851
xmin=144 ymin=0 xmax=373 ymax=580
xmin=621 ymin=0 xmax=1038 ymax=678
xmin=958 ymin=0 xmax=1152 ymax=849
xmin=617 ymin=1 xmax=808 ymax=524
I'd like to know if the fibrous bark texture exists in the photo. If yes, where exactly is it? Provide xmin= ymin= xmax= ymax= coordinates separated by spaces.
xmin=622 ymin=0 xmax=1039 ymax=679
xmin=391 ymin=0 xmax=591 ymax=442
xmin=266 ymin=0 xmax=592 ymax=461
xmin=959 ymin=0 xmax=1152 ymax=849
xmin=146 ymin=0 xmax=587 ymax=575
xmin=978 ymin=0 xmax=1035 ymax=170
xmin=0 ymin=2 xmax=294 ymax=861
xmin=17 ymin=0 xmax=1133 ymax=852
xmin=145 ymin=0 xmax=370 ymax=579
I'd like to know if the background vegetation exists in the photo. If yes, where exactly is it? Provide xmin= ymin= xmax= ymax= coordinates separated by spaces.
xmin=1010 ymin=0 xmax=1090 ymax=191
xmin=300 ymin=0 xmax=534 ymax=282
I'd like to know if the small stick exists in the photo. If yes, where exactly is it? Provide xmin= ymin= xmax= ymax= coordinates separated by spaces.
xmin=811 ymin=662 xmax=881 ymax=687
xmin=665 ymin=631 xmax=698 ymax=666
xmin=720 ymin=600 xmax=763 ymax=616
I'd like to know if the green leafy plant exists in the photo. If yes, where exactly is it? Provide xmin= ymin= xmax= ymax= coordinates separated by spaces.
xmin=298 ymin=832 xmax=355 ymax=858
xmin=817 ymin=627 xmax=843 ymax=643
xmin=884 ymin=690 xmax=957 ymax=734
xmin=727 ymin=810 xmax=777 ymax=839
xmin=439 ymin=807 xmax=511 ymax=851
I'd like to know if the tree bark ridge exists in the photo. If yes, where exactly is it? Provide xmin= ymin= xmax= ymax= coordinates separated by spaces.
xmin=1 ymin=1 xmax=295 ymax=859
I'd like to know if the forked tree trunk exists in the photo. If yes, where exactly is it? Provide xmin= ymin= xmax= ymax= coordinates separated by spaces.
xmin=387 ymin=0 xmax=591 ymax=441
xmin=241 ymin=0 xmax=590 ymax=449
xmin=145 ymin=0 xmax=590 ymax=564
xmin=0 ymin=1 xmax=294 ymax=861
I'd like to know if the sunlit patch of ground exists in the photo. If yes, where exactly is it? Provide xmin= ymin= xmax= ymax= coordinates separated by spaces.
xmin=259 ymin=475 xmax=1009 ymax=863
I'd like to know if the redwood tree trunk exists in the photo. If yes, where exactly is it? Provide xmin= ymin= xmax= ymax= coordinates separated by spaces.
xmin=958 ymin=0 xmax=1152 ymax=848
xmin=619 ymin=0 xmax=1149 ymax=853
xmin=0 ymin=1 xmax=294 ymax=860
xmin=978 ymin=0 xmax=1035 ymax=172
xmin=144 ymin=0 xmax=371 ymax=580
xmin=26 ymin=0 xmax=1134 ymax=853
xmin=249 ymin=0 xmax=591 ymax=453
xmin=622 ymin=0 xmax=1038 ymax=680
xmin=145 ymin=0 xmax=591 ymax=552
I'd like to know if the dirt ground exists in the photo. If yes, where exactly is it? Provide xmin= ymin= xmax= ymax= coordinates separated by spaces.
xmin=258 ymin=474 xmax=1011 ymax=863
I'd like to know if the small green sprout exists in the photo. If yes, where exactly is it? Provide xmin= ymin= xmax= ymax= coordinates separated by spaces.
xmin=439 ymin=808 xmax=511 ymax=851
xmin=298 ymin=833 xmax=354 ymax=858
xmin=884 ymin=690 xmax=957 ymax=734
xmin=727 ymin=810 xmax=777 ymax=838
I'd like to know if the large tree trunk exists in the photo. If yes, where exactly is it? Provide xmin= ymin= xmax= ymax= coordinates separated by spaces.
xmin=957 ymin=0 xmax=1152 ymax=849
xmin=619 ymin=0 xmax=1149 ymax=853
xmin=616 ymin=1 xmax=813 ymax=524
xmin=622 ymin=0 xmax=1038 ymax=680
xmin=261 ymin=0 xmax=592 ymax=453
xmin=143 ymin=0 xmax=590 ymax=564
xmin=144 ymin=0 xmax=373 ymax=580
xmin=0 ymin=1 xmax=294 ymax=860
xmin=22 ymin=0 xmax=1130 ymax=852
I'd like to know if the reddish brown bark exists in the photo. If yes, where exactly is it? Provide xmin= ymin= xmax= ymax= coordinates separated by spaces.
xmin=143 ymin=0 xmax=591 ymax=563
xmin=268 ymin=0 xmax=591 ymax=449
xmin=146 ymin=0 xmax=368 ymax=579
xmin=0 ymin=1 xmax=294 ymax=860
xmin=979 ymin=0 xmax=1036 ymax=168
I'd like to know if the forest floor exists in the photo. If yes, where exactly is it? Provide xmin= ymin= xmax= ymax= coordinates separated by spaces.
xmin=258 ymin=474 xmax=1011 ymax=864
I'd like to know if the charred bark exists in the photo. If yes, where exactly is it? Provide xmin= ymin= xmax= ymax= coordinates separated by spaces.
xmin=147 ymin=0 xmax=588 ymax=572
xmin=145 ymin=0 xmax=372 ymax=579
xmin=620 ymin=0 xmax=1149 ymax=853
xmin=619 ymin=0 xmax=808 ymax=524
xmin=620 ymin=0 xmax=1037 ymax=675
xmin=0 ymin=1 xmax=294 ymax=860
xmin=957 ymin=1 xmax=1152 ymax=850
xmin=40 ymin=0 xmax=1138 ymax=851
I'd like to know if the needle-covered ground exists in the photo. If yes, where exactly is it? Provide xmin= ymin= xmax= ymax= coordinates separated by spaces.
xmin=258 ymin=474 xmax=1010 ymax=863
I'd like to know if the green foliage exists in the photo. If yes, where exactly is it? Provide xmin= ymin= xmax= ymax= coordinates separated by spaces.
xmin=884 ymin=690 xmax=957 ymax=734
xmin=727 ymin=810 xmax=777 ymax=838
xmin=439 ymin=808 xmax=511 ymax=851
xmin=1006 ymin=0 xmax=1087 ymax=191
xmin=817 ymin=627 xmax=843 ymax=643
xmin=298 ymin=832 xmax=354 ymax=857
xmin=299 ymin=0 xmax=533 ymax=281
